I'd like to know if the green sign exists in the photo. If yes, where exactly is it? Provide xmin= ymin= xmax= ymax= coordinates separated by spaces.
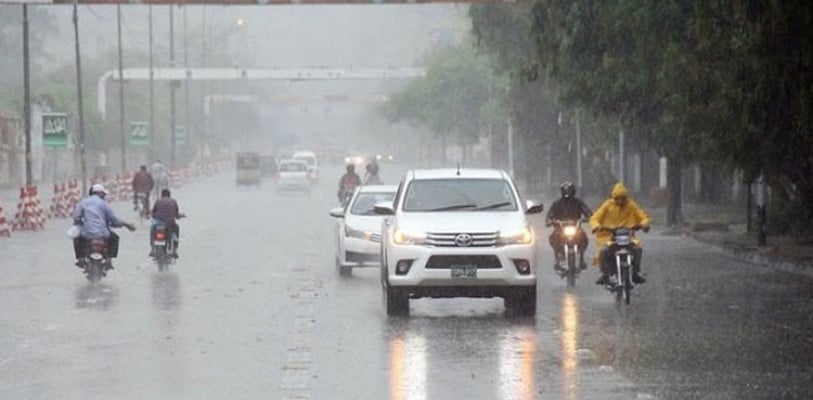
xmin=174 ymin=125 xmax=187 ymax=146
xmin=130 ymin=122 xmax=149 ymax=147
xmin=42 ymin=113 xmax=68 ymax=148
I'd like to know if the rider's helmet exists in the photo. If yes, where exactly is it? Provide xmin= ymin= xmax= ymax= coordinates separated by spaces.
xmin=346 ymin=164 xmax=355 ymax=173
xmin=560 ymin=181 xmax=576 ymax=199
xmin=90 ymin=184 xmax=108 ymax=198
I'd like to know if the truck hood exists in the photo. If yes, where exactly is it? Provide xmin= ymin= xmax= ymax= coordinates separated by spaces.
xmin=344 ymin=215 xmax=386 ymax=233
xmin=395 ymin=212 xmax=528 ymax=233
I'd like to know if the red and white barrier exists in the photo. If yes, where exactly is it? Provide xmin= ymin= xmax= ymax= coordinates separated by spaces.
xmin=48 ymin=182 xmax=69 ymax=219
xmin=12 ymin=185 xmax=46 ymax=231
xmin=0 ymin=203 xmax=11 ymax=238
xmin=116 ymin=172 xmax=133 ymax=201
xmin=64 ymin=179 xmax=81 ymax=214
xmin=49 ymin=179 xmax=82 ymax=218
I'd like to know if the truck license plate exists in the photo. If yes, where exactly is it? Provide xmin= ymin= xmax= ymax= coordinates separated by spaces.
xmin=451 ymin=265 xmax=477 ymax=279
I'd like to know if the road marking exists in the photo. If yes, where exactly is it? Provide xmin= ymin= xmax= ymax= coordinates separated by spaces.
xmin=280 ymin=266 xmax=319 ymax=400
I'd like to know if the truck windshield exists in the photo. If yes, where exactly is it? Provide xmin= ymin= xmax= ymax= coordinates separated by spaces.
xmin=402 ymin=179 xmax=517 ymax=212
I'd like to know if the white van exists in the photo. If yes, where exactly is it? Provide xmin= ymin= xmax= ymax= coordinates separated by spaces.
xmin=293 ymin=151 xmax=319 ymax=182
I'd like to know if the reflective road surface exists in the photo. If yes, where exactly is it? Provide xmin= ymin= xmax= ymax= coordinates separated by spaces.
xmin=1 ymin=166 xmax=812 ymax=399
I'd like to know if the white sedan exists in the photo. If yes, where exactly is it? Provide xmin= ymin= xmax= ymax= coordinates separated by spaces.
xmin=330 ymin=185 xmax=397 ymax=276
xmin=275 ymin=159 xmax=312 ymax=193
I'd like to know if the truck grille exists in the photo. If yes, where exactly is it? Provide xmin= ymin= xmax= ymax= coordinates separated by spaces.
xmin=426 ymin=232 xmax=498 ymax=247
xmin=425 ymin=255 xmax=502 ymax=269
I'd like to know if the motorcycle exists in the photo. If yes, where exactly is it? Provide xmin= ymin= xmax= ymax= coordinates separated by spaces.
xmin=338 ymin=187 xmax=355 ymax=208
xmin=363 ymin=172 xmax=382 ymax=186
xmin=151 ymin=222 xmax=175 ymax=272
xmin=550 ymin=219 xmax=584 ymax=288
xmin=134 ymin=192 xmax=150 ymax=221
xmin=151 ymin=220 xmax=180 ymax=272
xmin=82 ymin=239 xmax=112 ymax=283
xmin=601 ymin=226 xmax=643 ymax=305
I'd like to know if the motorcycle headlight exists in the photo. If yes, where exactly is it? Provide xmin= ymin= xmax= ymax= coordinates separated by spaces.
xmin=563 ymin=226 xmax=578 ymax=237
xmin=393 ymin=228 xmax=426 ymax=245
xmin=499 ymin=227 xmax=534 ymax=245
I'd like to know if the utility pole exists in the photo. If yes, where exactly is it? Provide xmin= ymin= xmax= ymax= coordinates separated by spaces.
xmin=22 ymin=5 xmax=32 ymax=186
xmin=507 ymin=116 xmax=514 ymax=178
xmin=117 ymin=4 xmax=126 ymax=172
xmin=200 ymin=6 xmax=207 ymax=156
xmin=148 ymin=5 xmax=155 ymax=162
xmin=183 ymin=6 xmax=189 ymax=163
xmin=575 ymin=109 xmax=583 ymax=191
xmin=169 ymin=3 xmax=177 ymax=167
xmin=73 ymin=0 xmax=87 ymax=195
xmin=756 ymin=173 xmax=767 ymax=246
xmin=618 ymin=128 xmax=626 ymax=183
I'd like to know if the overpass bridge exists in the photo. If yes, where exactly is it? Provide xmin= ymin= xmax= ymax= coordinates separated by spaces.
xmin=97 ymin=66 xmax=426 ymax=120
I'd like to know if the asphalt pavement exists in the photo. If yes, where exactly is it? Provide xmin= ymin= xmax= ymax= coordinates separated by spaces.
xmin=1 ymin=165 xmax=812 ymax=399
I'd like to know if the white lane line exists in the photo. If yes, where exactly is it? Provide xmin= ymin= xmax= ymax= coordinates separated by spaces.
xmin=280 ymin=267 xmax=319 ymax=400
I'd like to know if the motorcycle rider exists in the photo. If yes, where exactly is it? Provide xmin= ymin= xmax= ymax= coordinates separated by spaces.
xmin=363 ymin=159 xmax=382 ymax=185
xmin=545 ymin=181 xmax=593 ymax=273
xmin=72 ymin=184 xmax=137 ymax=268
xmin=150 ymin=188 xmax=184 ymax=258
xmin=590 ymin=182 xmax=651 ymax=285
xmin=151 ymin=160 xmax=170 ymax=198
xmin=132 ymin=165 xmax=155 ymax=212
xmin=337 ymin=164 xmax=361 ymax=205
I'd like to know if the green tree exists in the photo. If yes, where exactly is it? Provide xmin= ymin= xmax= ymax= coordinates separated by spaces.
xmin=386 ymin=41 xmax=503 ymax=164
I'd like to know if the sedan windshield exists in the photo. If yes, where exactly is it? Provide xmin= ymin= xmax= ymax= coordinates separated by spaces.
xmin=350 ymin=192 xmax=395 ymax=215
xmin=280 ymin=162 xmax=307 ymax=172
xmin=294 ymin=156 xmax=316 ymax=166
xmin=403 ymin=179 xmax=517 ymax=212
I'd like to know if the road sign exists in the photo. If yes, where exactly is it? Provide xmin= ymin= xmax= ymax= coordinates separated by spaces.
xmin=42 ymin=113 xmax=68 ymax=148
xmin=174 ymin=125 xmax=186 ymax=146
xmin=130 ymin=122 xmax=149 ymax=147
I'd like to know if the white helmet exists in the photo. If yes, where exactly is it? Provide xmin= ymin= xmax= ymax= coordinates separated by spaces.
xmin=90 ymin=183 xmax=108 ymax=195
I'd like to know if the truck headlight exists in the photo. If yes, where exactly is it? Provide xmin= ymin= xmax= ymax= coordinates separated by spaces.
xmin=499 ymin=227 xmax=534 ymax=245
xmin=345 ymin=226 xmax=372 ymax=241
xmin=393 ymin=229 xmax=426 ymax=245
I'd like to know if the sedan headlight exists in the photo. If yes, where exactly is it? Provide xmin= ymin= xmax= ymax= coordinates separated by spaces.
xmin=345 ymin=225 xmax=372 ymax=241
xmin=393 ymin=228 xmax=426 ymax=245
xmin=498 ymin=227 xmax=534 ymax=245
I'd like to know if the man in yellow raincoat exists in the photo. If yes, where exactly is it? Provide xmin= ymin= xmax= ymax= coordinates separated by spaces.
xmin=589 ymin=182 xmax=651 ymax=285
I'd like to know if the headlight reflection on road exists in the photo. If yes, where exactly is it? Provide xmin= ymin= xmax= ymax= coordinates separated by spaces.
xmin=561 ymin=292 xmax=580 ymax=399
xmin=389 ymin=332 xmax=427 ymax=400
xmin=498 ymin=326 xmax=537 ymax=400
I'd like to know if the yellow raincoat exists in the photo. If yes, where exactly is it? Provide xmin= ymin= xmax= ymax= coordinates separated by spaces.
xmin=589 ymin=183 xmax=651 ymax=265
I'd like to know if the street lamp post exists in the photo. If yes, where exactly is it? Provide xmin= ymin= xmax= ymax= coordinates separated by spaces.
xmin=73 ymin=0 xmax=88 ymax=194
xmin=117 ymin=4 xmax=126 ymax=172
xmin=169 ymin=4 xmax=177 ymax=167
xmin=149 ymin=5 xmax=155 ymax=162
xmin=22 ymin=5 xmax=32 ymax=186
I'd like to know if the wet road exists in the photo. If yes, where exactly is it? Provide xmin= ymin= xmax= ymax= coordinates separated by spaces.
xmin=1 ymin=166 xmax=812 ymax=399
